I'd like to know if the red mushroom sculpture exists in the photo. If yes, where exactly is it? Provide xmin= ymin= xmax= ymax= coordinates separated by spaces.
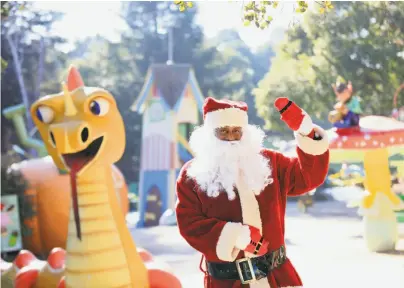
xmin=328 ymin=115 xmax=404 ymax=252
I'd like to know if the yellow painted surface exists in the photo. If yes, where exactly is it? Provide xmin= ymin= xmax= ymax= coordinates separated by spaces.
xmin=145 ymin=212 xmax=156 ymax=221
xmin=362 ymin=149 xmax=402 ymax=209
xmin=330 ymin=145 xmax=404 ymax=163
xmin=147 ymin=194 xmax=158 ymax=202
xmin=177 ymin=86 xmax=198 ymax=124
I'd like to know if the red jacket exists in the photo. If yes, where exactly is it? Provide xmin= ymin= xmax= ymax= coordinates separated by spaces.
xmin=176 ymin=128 xmax=329 ymax=288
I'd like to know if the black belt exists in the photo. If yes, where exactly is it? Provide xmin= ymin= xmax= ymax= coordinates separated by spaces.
xmin=207 ymin=245 xmax=286 ymax=284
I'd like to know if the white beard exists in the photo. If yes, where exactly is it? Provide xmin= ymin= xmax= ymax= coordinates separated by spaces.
xmin=187 ymin=124 xmax=273 ymax=200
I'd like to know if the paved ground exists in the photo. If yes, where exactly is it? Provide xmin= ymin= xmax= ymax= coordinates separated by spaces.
xmin=131 ymin=200 xmax=404 ymax=288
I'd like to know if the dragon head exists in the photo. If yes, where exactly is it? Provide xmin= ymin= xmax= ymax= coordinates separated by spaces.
xmin=31 ymin=65 xmax=125 ymax=176
xmin=31 ymin=66 xmax=125 ymax=240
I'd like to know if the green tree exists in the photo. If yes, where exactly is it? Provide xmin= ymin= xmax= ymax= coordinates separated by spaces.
xmin=68 ymin=2 xmax=206 ymax=183
xmin=67 ymin=1 xmax=278 ymax=181
xmin=175 ymin=1 xmax=334 ymax=29
xmin=254 ymin=1 xmax=404 ymax=130
xmin=201 ymin=30 xmax=275 ymax=125
xmin=1 ymin=1 xmax=65 ymax=152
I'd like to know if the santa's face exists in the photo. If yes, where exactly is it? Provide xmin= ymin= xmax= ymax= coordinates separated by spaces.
xmin=187 ymin=124 xmax=273 ymax=200
xmin=215 ymin=126 xmax=243 ymax=141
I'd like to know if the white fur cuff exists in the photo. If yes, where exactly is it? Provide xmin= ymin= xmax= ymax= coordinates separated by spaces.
xmin=235 ymin=225 xmax=251 ymax=250
xmin=204 ymin=108 xmax=248 ymax=128
xmin=216 ymin=222 xmax=247 ymax=262
xmin=295 ymin=125 xmax=329 ymax=155
xmin=298 ymin=113 xmax=313 ymax=136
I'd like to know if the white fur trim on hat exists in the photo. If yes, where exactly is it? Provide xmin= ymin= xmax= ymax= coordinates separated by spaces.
xmin=204 ymin=107 xmax=248 ymax=128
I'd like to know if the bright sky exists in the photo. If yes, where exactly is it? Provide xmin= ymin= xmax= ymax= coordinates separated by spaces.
xmin=34 ymin=1 xmax=299 ymax=52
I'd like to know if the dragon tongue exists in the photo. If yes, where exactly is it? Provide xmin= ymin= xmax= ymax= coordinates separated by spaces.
xmin=64 ymin=155 xmax=91 ymax=172
xmin=70 ymin=163 xmax=82 ymax=240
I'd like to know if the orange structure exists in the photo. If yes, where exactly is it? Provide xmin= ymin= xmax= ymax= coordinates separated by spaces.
xmin=8 ymin=158 xmax=128 ymax=256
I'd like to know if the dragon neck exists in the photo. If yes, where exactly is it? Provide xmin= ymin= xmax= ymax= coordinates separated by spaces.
xmin=65 ymin=164 xmax=148 ymax=287
xmin=68 ymin=164 xmax=117 ymax=240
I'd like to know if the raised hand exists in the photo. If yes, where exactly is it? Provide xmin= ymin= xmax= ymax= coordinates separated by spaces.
xmin=274 ymin=97 xmax=314 ymax=137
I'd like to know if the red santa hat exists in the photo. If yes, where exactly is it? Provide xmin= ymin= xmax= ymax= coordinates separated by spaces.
xmin=203 ymin=97 xmax=248 ymax=128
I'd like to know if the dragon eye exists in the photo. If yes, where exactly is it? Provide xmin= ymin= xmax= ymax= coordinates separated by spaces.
xmin=89 ymin=98 xmax=109 ymax=116
xmin=36 ymin=106 xmax=54 ymax=124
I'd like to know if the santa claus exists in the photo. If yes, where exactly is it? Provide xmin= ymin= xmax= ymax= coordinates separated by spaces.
xmin=175 ymin=97 xmax=329 ymax=288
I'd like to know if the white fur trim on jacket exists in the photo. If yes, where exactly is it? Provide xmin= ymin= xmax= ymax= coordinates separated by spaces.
xmin=297 ymin=112 xmax=313 ymax=136
xmin=205 ymin=107 xmax=248 ymax=128
xmin=235 ymin=225 xmax=251 ymax=249
xmin=295 ymin=125 xmax=329 ymax=155
xmin=216 ymin=222 xmax=248 ymax=262
xmin=236 ymin=175 xmax=271 ymax=288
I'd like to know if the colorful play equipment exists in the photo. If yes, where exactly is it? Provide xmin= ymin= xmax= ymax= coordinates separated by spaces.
xmin=327 ymin=115 xmax=404 ymax=252
xmin=1 ymin=66 xmax=182 ymax=288
xmin=131 ymin=63 xmax=204 ymax=227
xmin=328 ymin=163 xmax=365 ymax=187
xmin=2 ymin=104 xmax=129 ymax=256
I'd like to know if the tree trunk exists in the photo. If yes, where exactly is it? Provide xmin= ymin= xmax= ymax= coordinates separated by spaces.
xmin=35 ymin=37 xmax=45 ymax=100
xmin=6 ymin=32 xmax=32 ymax=130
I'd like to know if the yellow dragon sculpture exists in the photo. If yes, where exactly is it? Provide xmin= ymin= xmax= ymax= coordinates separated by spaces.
xmin=1 ymin=66 xmax=182 ymax=288
xmin=30 ymin=66 xmax=149 ymax=287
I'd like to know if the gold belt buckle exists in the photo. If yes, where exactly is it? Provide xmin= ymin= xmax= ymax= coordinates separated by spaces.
xmin=235 ymin=257 xmax=256 ymax=284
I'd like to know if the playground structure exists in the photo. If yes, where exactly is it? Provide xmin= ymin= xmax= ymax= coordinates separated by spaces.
xmin=2 ymin=104 xmax=129 ymax=256
xmin=327 ymin=115 xmax=404 ymax=252
xmin=1 ymin=66 xmax=182 ymax=288
xmin=131 ymin=63 xmax=204 ymax=227
xmin=328 ymin=163 xmax=365 ymax=187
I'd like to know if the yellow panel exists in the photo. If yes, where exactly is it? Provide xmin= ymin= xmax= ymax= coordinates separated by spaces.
xmin=362 ymin=148 xmax=402 ymax=208
xmin=330 ymin=145 xmax=404 ymax=164
xmin=177 ymin=85 xmax=198 ymax=124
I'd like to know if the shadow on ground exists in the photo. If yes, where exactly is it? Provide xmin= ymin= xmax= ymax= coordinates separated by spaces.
xmin=286 ymin=200 xmax=361 ymax=220
xmin=378 ymin=249 xmax=404 ymax=256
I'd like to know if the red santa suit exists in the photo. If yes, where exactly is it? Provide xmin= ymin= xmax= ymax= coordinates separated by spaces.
xmin=176 ymin=97 xmax=329 ymax=288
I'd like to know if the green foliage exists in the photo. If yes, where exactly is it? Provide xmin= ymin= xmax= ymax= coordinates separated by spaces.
xmin=1 ymin=2 xmax=276 ymax=185
xmin=0 ymin=1 xmax=26 ymax=71
xmin=173 ymin=1 xmax=193 ymax=12
xmin=174 ymin=1 xmax=334 ymax=29
xmin=1 ymin=2 xmax=66 ymax=152
xmin=68 ymin=2 xmax=275 ymax=181
xmin=1 ymin=1 xmax=25 ymax=20
xmin=254 ymin=1 xmax=404 ymax=130
xmin=200 ymin=30 xmax=274 ymax=125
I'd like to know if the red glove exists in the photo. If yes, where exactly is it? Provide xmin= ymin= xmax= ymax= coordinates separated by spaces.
xmin=274 ymin=97 xmax=316 ymax=138
xmin=236 ymin=225 xmax=269 ymax=256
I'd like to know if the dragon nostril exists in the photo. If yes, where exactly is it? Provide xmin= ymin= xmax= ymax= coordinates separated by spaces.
xmin=81 ymin=127 xmax=89 ymax=143
xmin=50 ymin=131 xmax=56 ymax=146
